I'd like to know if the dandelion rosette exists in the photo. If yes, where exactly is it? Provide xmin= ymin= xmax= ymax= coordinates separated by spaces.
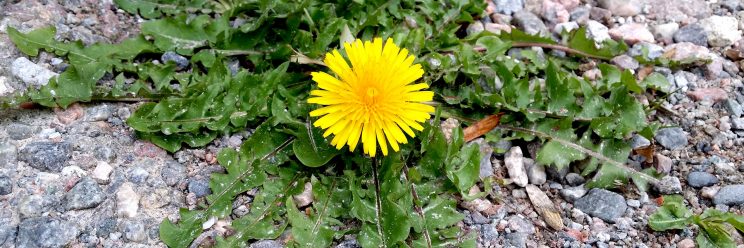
xmin=308 ymin=38 xmax=435 ymax=157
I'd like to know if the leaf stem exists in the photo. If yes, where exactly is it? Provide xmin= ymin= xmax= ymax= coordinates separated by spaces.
xmin=371 ymin=156 xmax=386 ymax=248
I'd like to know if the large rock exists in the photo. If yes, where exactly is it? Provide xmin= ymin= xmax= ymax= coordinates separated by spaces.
xmin=19 ymin=142 xmax=72 ymax=172
xmin=699 ymin=16 xmax=742 ymax=47
xmin=574 ymin=188 xmax=627 ymax=223
xmin=713 ymin=184 xmax=744 ymax=206
xmin=16 ymin=216 xmax=79 ymax=248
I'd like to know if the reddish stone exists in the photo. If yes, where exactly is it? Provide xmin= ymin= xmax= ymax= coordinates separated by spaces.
xmin=686 ymin=88 xmax=729 ymax=103
xmin=55 ymin=103 xmax=84 ymax=125
xmin=134 ymin=142 xmax=166 ymax=158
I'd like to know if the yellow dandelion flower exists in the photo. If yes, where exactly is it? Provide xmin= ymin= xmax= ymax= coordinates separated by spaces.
xmin=307 ymin=38 xmax=435 ymax=157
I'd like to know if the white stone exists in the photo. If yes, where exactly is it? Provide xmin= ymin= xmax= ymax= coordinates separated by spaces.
xmin=61 ymin=166 xmax=87 ymax=177
xmin=554 ymin=22 xmax=579 ymax=34
xmin=92 ymin=161 xmax=113 ymax=184
xmin=35 ymin=172 xmax=60 ymax=186
xmin=505 ymin=147 xmax=528 ymax=187
xmin=0 ymin=76 xmax=11 ymax=96
xmin=652 ymin=23 xmax=679 ymax=42
xmin=116 ymin=183 xmax=140 ymax=218
xmin=10 ymin=57 xmax=58 ymax=86
xmin=526 ymin=158 xmax=546 ymax=185
xmin=699 ymin=16 xmax=742 ymax=47
xmin=586 ymin=20 xmax=610 ymax=46
xmin=293 ymin=182 xmax=313 ymax=208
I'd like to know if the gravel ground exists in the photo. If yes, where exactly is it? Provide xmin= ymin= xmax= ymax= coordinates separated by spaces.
xmin=1 ymin=0 xmax=744 ymax=247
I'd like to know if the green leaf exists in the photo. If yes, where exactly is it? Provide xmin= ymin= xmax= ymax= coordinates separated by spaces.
xmin=641 ymin=72 xmax=672 ymax=93
xmin=648 ymin=195 xmax=692 ymax=231
xmin=141 ymin=15 xmax=227 ymax=55
xmin=114 ymin=0 xmax=208 ymax=19
xmin=445 ymin=142 xmax=481 ymax=195
xmin=590 ymin=86 xmax=647 ymax=139
xmin=287 ymin=176 xmax=347 ymax=247
xmin=293 ymin=123 xmax=340 ymax=167
xmin=545 ymin=60 xmax=577 ymax=115
xmin=696 ymin=222 xmax=736 ymax=248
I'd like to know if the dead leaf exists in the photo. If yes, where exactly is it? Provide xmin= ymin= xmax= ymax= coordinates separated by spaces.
xmin=525 ymin=185 xmax=564 ymax=230
xmin=632 ymin=143 xmax=655 ymax=164
xmin=636 ymin=66 xmax=654 ymax=81
xmin=463 ymin=113 xmax=504 ymax=142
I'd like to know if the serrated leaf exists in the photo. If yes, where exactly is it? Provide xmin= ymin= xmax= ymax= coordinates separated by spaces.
xmin=648 ymin=195 xmax=692 ymax=231
xmin=445 ymin=142 xmax=481 ymax=195
xmin=590 ymin=86 xmax=647 ymax=139
xmin=141 ymin=15 xmax=227 ymax=55
xmin=641 ymin=72 xmax=671 ymax=93
xmin=696 ymin=222 xmax=736 ymax=248
xmin=545 ymin=60 xmax=577 ymax=115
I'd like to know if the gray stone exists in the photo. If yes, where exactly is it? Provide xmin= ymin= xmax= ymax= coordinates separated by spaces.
xmin=97 ymin=217 xmax=117 ymax=237
xmin=721 ymin=0 xmax=742 ymax=11
xmin=493 ymin=0 xmax=524 ymax=15
xmin=674 ymin=24 xmax=708 ymax=46
xmin=6 ymin=123 xmax=37 ymax=140
xmin=512 ymin=11 xmax=549 ymax=36
xmin=18 ymin=195 xmax=55 ymax=218
xmin=574 ymin=188 xmax=627 ymax=223
xmin=19 ymin=141 xmax=73 ymax=172
xmin=161 ymin=51 xmax=189 ymax=70
xmin=526 ymin=158 xmax=546 ymax=185
xmin=16 ymin=216 xmax=79 ymax=248
xmin=629 ymin=134 xmax=651 ymax=149
xmin=570 ymin=6 xmax=591 ymax=24
xmin=656 ymin=176 xmax=683 ymax=194
xmin=724 ymin=99 xmax=743 ymax=117
xmin=687 ymin=171 xmax=719 ymax=188
xmin=565 ymin=173 xmax=585 ymax=186
xmin=128 ymin=167 xmax=149 ymax=184
xmin=161 ymin=161 xmax=186 ymax=187
xmin=188 ymin=178 xmax=211 ymax=198
xmin=466 ymin=22 xmax=484 ymax=36
xmin=250 ymin=240 xmax=284 ymax=248
xmin=598 ymin=0 xmax=641 ymax=16
xmin=560 ymin=185 xmax=587 ymax=202
xmin=123 ymin=221 xmax=147 ymax=242
xmin=626 ymin=199 xmax=641 ymax=208
xmin=65 ymin=177 xmax=105 ymax=210
xmin=713 ymin=184 xmax=744 ymax=206
xmin=470 ymin=212 xmax=489 ymax=224
xmin=480 ymin=224 xmax=499 ymax=241
xmin=654 ymin=128 xmax=688 ymax=150
xmin=508 ymin=215 xmax=535 ymax=234
xmin=0 ymin=225 xmax=16 ymax=247
xmin=94 ymin=146 xmax=116 ymax=162
xmin=611 ymin=55 xmax=639 ymax=70
xmin=732 ymin=118 xmax=744 ymax=130
xmin=0 ymin=175 xmax=11 ymax=195
xmin=10 ymin=57 xmax=58 ymax=86
xmin=86 ymin=104 xmax=112 ymax=121
xmin=472 ymin=138 xmax=494 ymax=179
xmin=336 ymin=239 xmax=360 ymax=248
xmin=504 ymin=232 xmax=527 ymax=248
xmin=627 ymin=42 xmax=664 ymax=61
xmin=0 ymin=142 xmax=17 ymax=166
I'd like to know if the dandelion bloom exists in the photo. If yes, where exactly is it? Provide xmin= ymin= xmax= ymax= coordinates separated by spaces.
xmin=308 ymin=38 xmax=434 ymax=157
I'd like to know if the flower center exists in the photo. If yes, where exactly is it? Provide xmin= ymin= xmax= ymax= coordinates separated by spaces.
xmin=364 ymin=87 xmax=379 ymax=105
